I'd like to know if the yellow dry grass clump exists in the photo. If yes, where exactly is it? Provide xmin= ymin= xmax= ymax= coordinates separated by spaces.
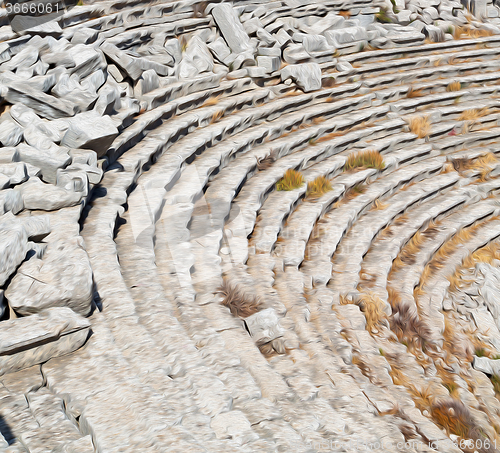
xmin=446 ymin=81 xmax=462 ymax=92
xmin=276 ymin=169 xmax=305 ymax=191
xmin=306 ymin=176 xmax=332 ymax=199
xmin=201 ymin=95 xmax=221 ymax=107
xmin=344 ymin=150 xmax=385 ymax=171
xmin=372 ymin=199 xmax=388 ymax=210
xmin=458 ymin=107 xmax=490 ymax=121
xmin=454 ymin=25 xmax=494 ymax=39
xmin=356 ymin=293 xmax=387 ymax=333
xmin=408 ymin=116 xmax=431 ymax=138
xmin=406 ymin=86 xmax=424 ymax=98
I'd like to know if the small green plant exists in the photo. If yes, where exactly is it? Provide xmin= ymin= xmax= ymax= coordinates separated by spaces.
xmin=77 ymin=0 xmax=83 ymax=5
xmin=475 ymin=347 xmax=489 ymax=357
xmin=491 ymin=374 xmax=500 ymax=395
xmin=306 ymin=176 xmax=332 ymax=199
xmin=493 ymin=354 xmax=500 ymax=360
xmin=390 ymin=0 xmax=399 ymax=13
xmin=344 ymin=150 xmax=385 ymax=171
xmin=379 ymin=348 xmax=385 ymax=356
xmin=376 ymin=8 xmax=392 ymax=23
xmin=276 ymin=169 xmax=305 ymax=191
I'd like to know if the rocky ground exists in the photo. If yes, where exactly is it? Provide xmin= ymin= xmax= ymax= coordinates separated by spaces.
xmin=3 ymin=0 xmax=500 ymax=451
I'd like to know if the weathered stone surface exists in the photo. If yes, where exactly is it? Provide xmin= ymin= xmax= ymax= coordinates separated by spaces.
xmin=210 ymin=411 xmax=258 ymax=445
xmin=244 ymin=308 xmax=284 ymax=345
xmin=0 ymin=307 xmax=90 ymax=376
xmin=0 ymin=163 xmax=28 ymax=186
xmin=3 ymin=78 xmax=78 ymax=120
xmin=6 ymin=235 xmax=93 ymax=317
xmin=17 ymin=143 xmax=71 ymax=184
xmin=473 ymin=356 xmax=500 ymax=375
xmin=280 ymin=63 xmax=321 ymax=92
xmin=134 ymin=69 xmax=160 ymax=97
xmin=324 ymin=26 xmax=368 ymax=47
xmin=179 ymin=36 xmax=214 ymax=79
xmin=0 ymin=116 xmax=23 ymax=147
xmin=0 ymin=212 xmax=50 ymax=286
xmin=101 ymin=43 xmax=170 ymax=81
xmin=17 ymin=177 xmax=86 ymax=211
xmin=256 ymin=55 xmax=280 ymax=73
xmin=61 ymin=111 xmax=118 ymax=156
xmin=212 ymin=3 xmax=253 ymax=54
xmin=0 ymin=189 xmax=23 ymax=215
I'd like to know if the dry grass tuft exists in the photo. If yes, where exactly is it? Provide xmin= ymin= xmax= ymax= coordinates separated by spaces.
xmin=344 ymin=184 xmax=366 ymax=200
xmin=218 ymin=279 xmax=261 ymax=317
xmin=210 ymin=109 xmax=224 ymax=123
xmin=306 ymin=176 xmax=332 ymax=199
xmin=398 ymin=232 xmax=425 ymax=266
xmin=458 ymin=108 xmax=490 ymax=121
xmin=410 ymin=384 xmax=436 ymax=412
xmin=344 ymin=150 xmax=385 ymax=171
xmin=408 ymin=116 xmax=431 ymax=138
xmin=390 ymin=299 xmax=432 ymax=350
xmin=446 ymin=81 xmax=462 ymax=92
xmin=356 ymin=293 xmax=387 ymax=333
xmin=372 ymin=199 xmax=388 ymax=210
xmin=201 ymin=95 xmax=221 ymax=107
xmin=257 ymin=154 xmax=276 ymax=171
xmin=276 ymin=169 xmax=305 ymax=191
xmin=430 ymin=399 xmax=473 ymax=439
xmin=455 ymin=25 xmax=494 ymax=39
xmin=407 ymin=86 xmax=424 ymax=98
xmin=315 ymin=131 xmax=346 ymax=143
xmin=338 ymin=10 xmax=351 ymax=18
xmin=473 ymin=153 xmax=497 ymax=182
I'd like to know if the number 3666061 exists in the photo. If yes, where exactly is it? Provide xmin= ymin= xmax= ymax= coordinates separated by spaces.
xmin=3 ymin=2 xmax=60 ymax=14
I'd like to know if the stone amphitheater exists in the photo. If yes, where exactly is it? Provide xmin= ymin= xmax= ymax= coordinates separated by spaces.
xmin=6 ymin=0 xmax=500 ymax=451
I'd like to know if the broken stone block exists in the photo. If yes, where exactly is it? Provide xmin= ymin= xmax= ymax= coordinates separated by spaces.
xmin=246 ymin=66 xmax=266 ymax=77
xmin=134 ymin=69 xmax=160 ymax=97
xmin=0 ymin=307 xmax=91 ymax=376
xmin=17 ymin=143 xmax=71 ymax=184
xmin=71 ymin=27 xmax=99 ymax=45
xmin=281 ymin=63 xmax=321 ymax=92
xmin=0 ymin=189 xmax=23 ymax=215
xmin=164 ymin=38 xmax=182 ymax=64
xmin=3 ymin=78 xmax=78 ymax=120
xmin=470 ymin=0 xmax=487 ymax=18
xmin=283 ymin=44 xmax=310 ymax=64
xmin=244 ymin=308 xmax=284 ymax=345
xmin=303 ymin=34 xmax=332 ymax=54
xmin=473 ymin=356 xmax=500 ymax=375
xmin=0 ymin=212 xmax=50 ymax=286
xmin=61 ymin=111 xmax=118 ymax=157
xmin=424 ymin=24 xmax=445 ymax=42
xmin=212 ymin=3 xmax=253 ymax=54
xmin=0 ymin=163 xmax=28 ymax=186
xmin=256 ymin=55 xmax=280 ymax=73
xmin=178 ymin=36 xmax=214 ymax=79
xmin=0 ymin=116 xmax=23 ymax=147
xmin=101 ymin=43 xmax=170 ymax=81
xmin=6 ymin=236 xmax=93 ymax=317
xmin=208 ymin=37 xmax=231 ymax=62
xmin=17 ymin=177 xmax=86 ymax=211
xmin=324 ymin=27 xmax=368 ymax=47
